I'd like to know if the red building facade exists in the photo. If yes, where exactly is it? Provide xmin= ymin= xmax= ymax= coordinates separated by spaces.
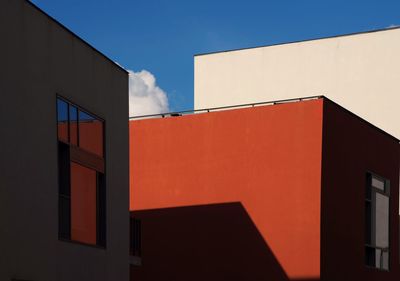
xmin=129 ymin=97 xmax=400 ymax=281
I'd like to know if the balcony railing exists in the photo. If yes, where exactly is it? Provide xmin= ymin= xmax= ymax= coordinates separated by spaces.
xmin=129 ymin=95 xmax=323 ymax=120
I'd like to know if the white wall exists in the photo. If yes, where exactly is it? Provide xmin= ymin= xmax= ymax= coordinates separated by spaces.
xmin=195 ymin=28 xmax=400 ymax=139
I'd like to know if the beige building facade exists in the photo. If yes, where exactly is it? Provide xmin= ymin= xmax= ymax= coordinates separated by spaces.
xmin=194 ymin=27 xmax=400 ymax=139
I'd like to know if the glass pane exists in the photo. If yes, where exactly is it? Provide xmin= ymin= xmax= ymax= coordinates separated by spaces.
xmin=375 ymin=193 xmax=389 ymax=248
xmin=79 ymin=110 xmax=103 ymax=157
xmin=69 ymin=105 xmax=78 ymax=145
xmin=70 ymin=162 xmax=97 ymax=245
xmin=58 ymin=142 xmax=70 ymax=196
xmin=130 ymin=218 xmax=142 ymax=256
xmin=57 ymin=99 xmax=68 ymax=142
xmin=372 ymin=176 xmax=385 ymax=191
xmin=365 ymin=246 xmax=375 ymax=266
xmin=382 ymin=251 xmax=389 ymax=270
xmin=375 ymin=249 xmax=382 ymax=269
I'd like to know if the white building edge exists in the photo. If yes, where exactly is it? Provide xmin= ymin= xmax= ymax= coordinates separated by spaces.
xmin=194 ymin=27 xmax=400 ymax=139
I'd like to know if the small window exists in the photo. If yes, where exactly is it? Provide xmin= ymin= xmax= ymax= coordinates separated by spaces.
xmin=57 ymin=97 xmax=106 ymax=247
xmin=365 ymin=172 xmax=390 ymax=270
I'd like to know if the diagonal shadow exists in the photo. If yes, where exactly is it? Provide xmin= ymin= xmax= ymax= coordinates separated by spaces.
xmin=130 ymin=202 xmax=319 ymax=281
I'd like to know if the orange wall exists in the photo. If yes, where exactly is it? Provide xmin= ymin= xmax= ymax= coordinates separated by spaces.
xmin=130 ymin=99 xmax=324 ymax=279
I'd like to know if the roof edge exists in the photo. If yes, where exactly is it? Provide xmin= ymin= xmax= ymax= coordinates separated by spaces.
xmin=129 ymin=95 xmax=322 ymax=120
xmin=322 ymin=97 xmax=400 ymax=143
xmin=25 ymin=0 xmax=128 ymax=74
xmin=194 ymin=26 xmax=400 ymax=57
xmin=130 ymin=95 xmax=400 ymax=143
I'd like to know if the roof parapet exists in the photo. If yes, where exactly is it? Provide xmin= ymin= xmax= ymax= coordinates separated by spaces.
xmin=129 ymin=95 xmax=323 ymax=120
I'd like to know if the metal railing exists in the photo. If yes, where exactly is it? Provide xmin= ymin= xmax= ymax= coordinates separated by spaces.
xmin=129 ymin=95 xmax=323 ymax=120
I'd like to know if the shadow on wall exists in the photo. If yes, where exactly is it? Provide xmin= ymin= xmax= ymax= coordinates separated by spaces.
xmin=131 ymin=202 xmax=319 ymax=281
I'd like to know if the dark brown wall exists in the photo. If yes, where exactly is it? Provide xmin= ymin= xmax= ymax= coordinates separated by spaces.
xmin=321 ymin=99 xmax=400 ymax=281
xmin=0 ymin=1 xmax=130 ymax=280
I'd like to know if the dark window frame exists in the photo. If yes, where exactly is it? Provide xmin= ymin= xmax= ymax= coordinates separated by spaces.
xmin=56 ymin=95 xmax=107 ymax=248
xmin=365 ymin=171 xmax=390 ymax=271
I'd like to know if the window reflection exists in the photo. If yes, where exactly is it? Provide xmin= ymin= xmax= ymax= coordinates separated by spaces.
xmin=57 ymin=99 xmax=68 ymax=142
xmin=79 ymin=110 xmax=103 ymax=157
xmin=375 ymin=193 xmax=389 ymax=249
xmin=70 ymin=162 xmax=97 ymax=245
xmin=371 ymin=177 xmax=385 ymax=191
xmin=57 ymin=97 xmax=106 ymax=247
xmin=57 ymin=98 xmax=104 ymax=156
xmin=69 ymin=105 xmax=78 ymax=145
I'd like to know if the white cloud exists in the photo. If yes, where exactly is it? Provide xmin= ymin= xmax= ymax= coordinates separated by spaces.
xmin=128 ymin=70 xmax=169 ymax=117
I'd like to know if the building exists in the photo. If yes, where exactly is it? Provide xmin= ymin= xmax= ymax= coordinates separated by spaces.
xmin=0 ymin=1 xmax=130 ymax=280
xmin=194 ymin=27 xmax=400 ymax=139
xmin=129 ymin=97 xmax=400 ymax=281
xmin=2 ymin=1 xmax=399 ymax=280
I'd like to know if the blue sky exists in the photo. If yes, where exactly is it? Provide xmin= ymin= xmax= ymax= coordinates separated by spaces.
xmin=31 ymin=0 xmax=400 ymax=112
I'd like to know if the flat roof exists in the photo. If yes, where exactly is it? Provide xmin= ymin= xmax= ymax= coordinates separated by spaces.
xmin=25 ymin=0 xmax=128 ymax=74
xmin=194 ymin=26 xmax=400 ymax=57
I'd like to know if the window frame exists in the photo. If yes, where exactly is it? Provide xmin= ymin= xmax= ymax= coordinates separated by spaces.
xmin=56 ymin=95 xmax=107 ymax=249
xmin=365 ymin=171 xmax=390 ymax=271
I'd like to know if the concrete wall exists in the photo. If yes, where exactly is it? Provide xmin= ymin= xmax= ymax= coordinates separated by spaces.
xmin=194 ymin=28 xmax=400 ymax=139
xmin=321 ymin=99 xmax=400 ymax=281
xmin=0 ymin=1 xmax=130 ymax=280
xmin=130 ymin=99 xmax=324 ymax=280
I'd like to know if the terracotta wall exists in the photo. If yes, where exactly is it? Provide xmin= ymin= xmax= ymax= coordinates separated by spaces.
xmin=130 ymin=99 xmax=324 ymax=280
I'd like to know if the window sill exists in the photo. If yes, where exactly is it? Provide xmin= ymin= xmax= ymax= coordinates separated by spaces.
xmin=59 ymin=237 xmax=106 ymax=250
xmin=365 ymin=265 xmax=390 ymax=272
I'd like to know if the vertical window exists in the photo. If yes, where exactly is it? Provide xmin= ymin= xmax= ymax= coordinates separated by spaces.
xmin=130 ymin=218 xmax=142 ymax=257
xmin=365 ymin=173 xmax=390 ymax=270
xmin=56 ymin=97 xmax=106 ymax=247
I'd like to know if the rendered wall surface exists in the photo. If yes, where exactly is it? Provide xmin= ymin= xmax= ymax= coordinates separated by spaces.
xmin=194 ymin=28 xmax=400 ymax=139
xmin=130 ymin=99 xmax=324 ymax=280
xmin=0 ymin=0 xmax=130 ymax=280
xmin=321 ymin=100 xmax=400 ymax=281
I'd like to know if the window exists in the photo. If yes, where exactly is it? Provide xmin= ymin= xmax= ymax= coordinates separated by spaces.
xmin=57 ymin=97 xmax=106 ymax=247
xmin=365 ymin=172 xmax=390 ymax=270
